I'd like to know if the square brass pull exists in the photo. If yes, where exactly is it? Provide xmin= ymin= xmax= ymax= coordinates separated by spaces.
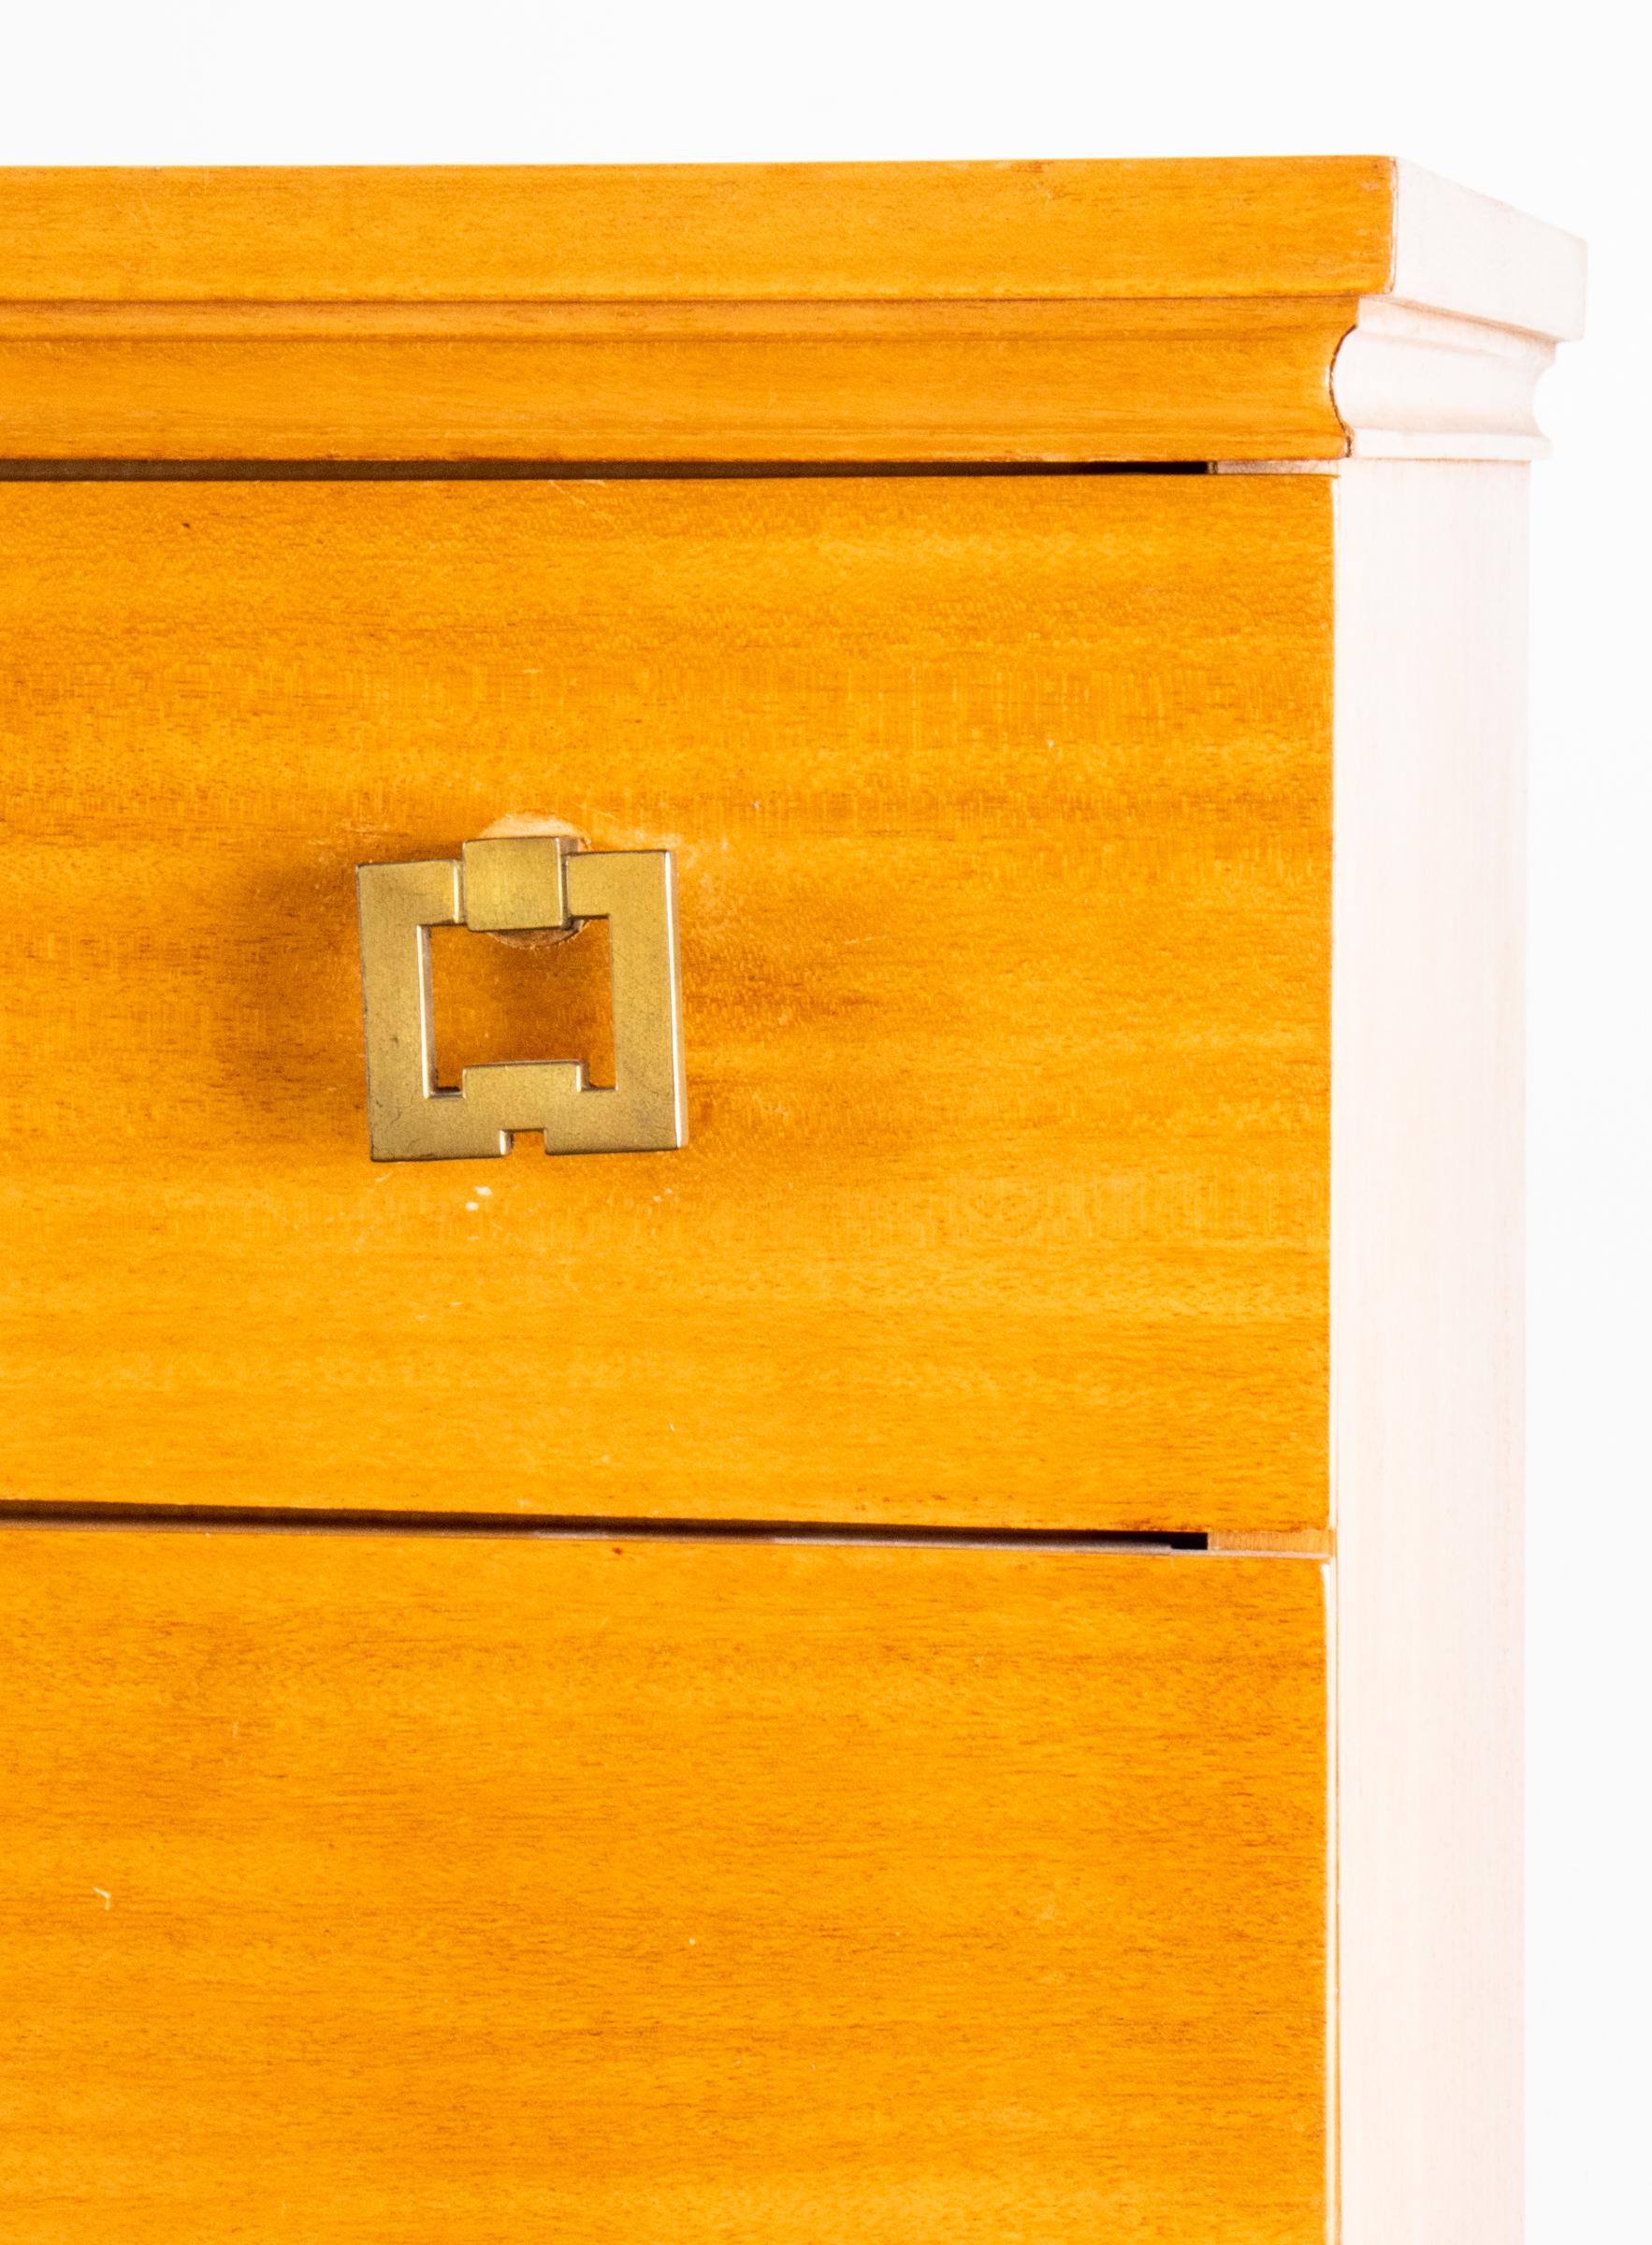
xmin=355 ymin=835 xmax=687 ymax=1161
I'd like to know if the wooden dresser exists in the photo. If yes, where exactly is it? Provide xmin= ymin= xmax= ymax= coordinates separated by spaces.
xmin=0 ymin=160 xmax=1583 ymax=2242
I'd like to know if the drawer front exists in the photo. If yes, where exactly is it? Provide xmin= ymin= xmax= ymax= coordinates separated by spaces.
xmin=0 ymin=1533 xmax=1328 ymax=2242
xmin=0 ymin=473 xmax=1330 ymax=1528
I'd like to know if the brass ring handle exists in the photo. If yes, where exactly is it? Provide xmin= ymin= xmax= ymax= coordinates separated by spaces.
xmin=355 ymin=833 xmax=687 ymax=1162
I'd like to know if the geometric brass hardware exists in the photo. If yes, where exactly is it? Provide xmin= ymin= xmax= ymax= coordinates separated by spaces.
xmin=355 ymin=834 xmax=687 ymax=1160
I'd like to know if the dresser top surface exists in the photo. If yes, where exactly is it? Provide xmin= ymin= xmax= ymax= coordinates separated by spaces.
xmin=0 ymin=157 xmax=1584 ymax=337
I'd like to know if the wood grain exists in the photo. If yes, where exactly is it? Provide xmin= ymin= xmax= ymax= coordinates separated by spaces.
xmin=0 ymin=472 xmax=1332 ymax=1528
xmin=0 ymin=160 xmax=1388 ymax=461
xmin=0 ymin=161 xmax=1584 ymax=465
xmin=0 ymin=158 xmax=1396 ymax=303
xmin=0 ymin=1530 xmax=1329 ymax=2242
xmin=0 ymin=297 xmax=1358 ymax=463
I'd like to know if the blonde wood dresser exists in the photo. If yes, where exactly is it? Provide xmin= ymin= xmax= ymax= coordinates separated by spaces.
xmin=0 ymin=159 xmax=1584 ymax=2242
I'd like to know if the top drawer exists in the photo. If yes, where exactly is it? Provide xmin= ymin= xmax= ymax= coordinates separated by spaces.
xmin=0 ymin=471 xmax=1329 ymax=1529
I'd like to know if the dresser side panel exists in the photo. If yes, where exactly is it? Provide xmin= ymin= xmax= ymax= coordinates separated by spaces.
xmin=1332 ymin=458 xmax=1526 ymax=2244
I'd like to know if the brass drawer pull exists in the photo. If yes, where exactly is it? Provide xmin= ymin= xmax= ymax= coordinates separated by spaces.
xmin=355 ymin=833 xmax=687 ymax=1162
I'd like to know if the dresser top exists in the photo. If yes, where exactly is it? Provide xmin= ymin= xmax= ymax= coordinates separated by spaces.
xmin=0 ymin=158 xmax=1583 ymax=339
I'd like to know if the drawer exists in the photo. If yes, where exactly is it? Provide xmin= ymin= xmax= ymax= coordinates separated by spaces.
xmin=0 ymin=1531 xmax=1327 ymax=2242
xmin=0 ymin=471 xmax=1329 ymax=1530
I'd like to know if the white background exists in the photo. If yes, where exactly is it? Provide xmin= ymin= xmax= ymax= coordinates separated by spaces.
xmin=4 ymin=6 xmax=1645 ymax=2233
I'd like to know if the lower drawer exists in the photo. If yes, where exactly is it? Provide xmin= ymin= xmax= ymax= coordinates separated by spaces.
xmin=0 ymin=1532 xmax=1326 ymax=2243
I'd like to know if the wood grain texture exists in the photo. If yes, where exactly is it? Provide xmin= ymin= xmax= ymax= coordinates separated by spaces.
xmin=0 ymin=297 xmax=1357 ymax=463
xmin=0 ymin=473 xmax=1332 ymax=1528
xmin=0 ymin=1531 xmax=1329 ymax=2243
xmin=0 ymin=160 xmax=1389 ymax=461
xmin=0 ymin=158 xmax=1397 ymax=302
xmin=0 ymin=162 xmax=1585 ymax=463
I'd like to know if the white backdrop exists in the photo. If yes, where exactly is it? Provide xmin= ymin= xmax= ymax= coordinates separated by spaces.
xmin=5 ymin=7 xmax=1645 ymax=2233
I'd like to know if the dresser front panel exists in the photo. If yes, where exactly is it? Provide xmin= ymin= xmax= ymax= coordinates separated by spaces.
xmin=0 ymin=1531 xmax=1329 ymax=2242
xmin=0 ymin=472 xmax=1331 ymax=1527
